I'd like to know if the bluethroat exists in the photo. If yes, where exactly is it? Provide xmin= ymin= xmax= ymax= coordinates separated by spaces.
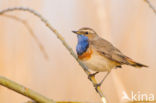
xmin=73 ymin=27 xmax=148 ymax=87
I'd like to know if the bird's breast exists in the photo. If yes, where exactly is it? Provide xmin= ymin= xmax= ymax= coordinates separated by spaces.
xmin=79 ymin=48 xmax=118 ymax=72
xmin=78 ymin=47 xmax=93 ymax=60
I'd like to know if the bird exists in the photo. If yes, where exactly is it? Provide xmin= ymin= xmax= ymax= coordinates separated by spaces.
xmin=72 ymin=27 xmax=148 ymax=87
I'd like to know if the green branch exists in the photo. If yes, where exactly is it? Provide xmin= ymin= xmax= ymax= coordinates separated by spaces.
xmin=0 ymin=76 xmax=55 ymax=103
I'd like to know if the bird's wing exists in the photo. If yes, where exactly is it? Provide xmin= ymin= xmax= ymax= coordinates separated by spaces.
xmin=90 ymin=37 xmax=129 ymax=65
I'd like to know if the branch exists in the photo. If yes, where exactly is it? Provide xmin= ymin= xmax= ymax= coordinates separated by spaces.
xmin=0 ymin=76 xmax=90 ymax=103
xmin=144 ymin=0 xmax=156 ymax=14
xmin=0 ymin=7 xmax=108 ymax=103
xmin=0 ymin=14 xmax=49 ymax=60
xmin=0 ymin=76 xmax=55 ymax=103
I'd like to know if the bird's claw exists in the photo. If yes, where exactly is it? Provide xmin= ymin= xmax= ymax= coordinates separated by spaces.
xmin=94 ymin=83 xmax=101 ymax=91
xmin=88 ymin=72 xmax=99 ymax=81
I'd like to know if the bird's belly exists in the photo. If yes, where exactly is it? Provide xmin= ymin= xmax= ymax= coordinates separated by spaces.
xmin=81 ymin=51 xmax=117 ymax=72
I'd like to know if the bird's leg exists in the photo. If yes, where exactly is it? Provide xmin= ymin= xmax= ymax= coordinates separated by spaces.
xmin=94 ymin=71 xmax=111 ymax=88
xmin=88 ymin=72 xmax=99 ymax=81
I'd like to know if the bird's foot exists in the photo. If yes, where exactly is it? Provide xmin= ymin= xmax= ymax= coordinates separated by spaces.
xmin=88 ymin=72 xmax=99 ymax=81
xmin=94 ymin=72 xmax=111 ymax=89
xmin=94 ymin=82 xmax=102 ymax=90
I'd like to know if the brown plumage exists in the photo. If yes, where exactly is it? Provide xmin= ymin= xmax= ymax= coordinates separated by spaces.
xmin=91 ymin=37 xmax=148 ymax=68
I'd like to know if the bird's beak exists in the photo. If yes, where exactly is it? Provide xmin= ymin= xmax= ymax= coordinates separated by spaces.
xmin=72 ymin=31 xmax=78 ymax=34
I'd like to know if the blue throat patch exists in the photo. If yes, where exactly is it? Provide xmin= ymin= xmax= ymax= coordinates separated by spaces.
xmin=76 ymin=35 xmax=89 ymax=55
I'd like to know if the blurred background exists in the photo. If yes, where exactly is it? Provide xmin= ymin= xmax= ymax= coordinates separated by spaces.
xmin=0 ymin=0 xmax=155 ymax=103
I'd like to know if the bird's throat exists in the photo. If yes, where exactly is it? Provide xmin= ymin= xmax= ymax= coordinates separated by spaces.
xmin=76 ymin=35 xmax=89 ymax=55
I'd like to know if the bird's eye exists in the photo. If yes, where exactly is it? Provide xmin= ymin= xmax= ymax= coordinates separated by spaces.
xmin=85 ymin=32 xmax=88 ymax=34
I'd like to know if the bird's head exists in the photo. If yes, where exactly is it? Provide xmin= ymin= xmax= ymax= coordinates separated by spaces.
xmin=72 ymin=27 xmax=97 ymax=40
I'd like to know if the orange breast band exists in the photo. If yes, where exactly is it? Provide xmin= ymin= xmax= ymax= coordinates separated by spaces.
xmin=78 ymin=48 xmax=93 ymax=60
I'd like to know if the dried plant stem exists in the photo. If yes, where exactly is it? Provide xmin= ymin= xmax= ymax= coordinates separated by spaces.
xmin=1 ymin=14 xmax=49 ymax=60
xmin=0 ymin=7 xmax=108 ymax=103
xmin=144 ymin=0 xmax=156 ymax=14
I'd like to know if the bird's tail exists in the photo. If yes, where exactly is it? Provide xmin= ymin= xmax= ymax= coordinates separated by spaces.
xmin=126 ymin=57 xmax=148 ymax=68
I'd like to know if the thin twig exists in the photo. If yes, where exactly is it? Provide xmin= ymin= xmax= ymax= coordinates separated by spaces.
xmin=0 ymin=7 xmax=108 ymax=103
xmin=1 ymin=14 xmax=49 ymax=60
xmin=144 ymin=0 xmax=156 ymax=14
